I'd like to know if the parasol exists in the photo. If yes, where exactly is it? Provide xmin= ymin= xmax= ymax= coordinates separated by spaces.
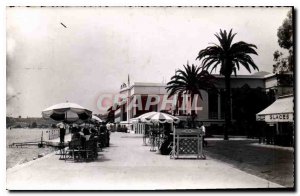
xmin=42 ymin=102 xmax=92 ymax=123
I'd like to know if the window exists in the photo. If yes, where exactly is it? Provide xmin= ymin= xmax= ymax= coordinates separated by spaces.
xmin=208 ymin=90 xmax=218 ymax=119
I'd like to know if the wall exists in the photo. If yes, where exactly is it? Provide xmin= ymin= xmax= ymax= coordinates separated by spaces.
xmin=216 ymin=77 xmax=265 ymax=89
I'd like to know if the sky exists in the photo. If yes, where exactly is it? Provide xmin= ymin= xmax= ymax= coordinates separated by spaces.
xmin=6 ymin=6 xmax=291 ymax=117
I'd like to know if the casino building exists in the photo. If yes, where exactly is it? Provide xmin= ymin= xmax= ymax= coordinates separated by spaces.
xmin=112 ymin=71 xmax=293 ymax=146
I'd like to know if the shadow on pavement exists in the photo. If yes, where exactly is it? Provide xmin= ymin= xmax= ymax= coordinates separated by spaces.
xmin=204 ymin=139 xmax=294 ymax=188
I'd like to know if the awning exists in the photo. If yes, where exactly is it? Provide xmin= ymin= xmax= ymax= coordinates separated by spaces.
xmin=256 ymin=95 xmax=293 ymax=122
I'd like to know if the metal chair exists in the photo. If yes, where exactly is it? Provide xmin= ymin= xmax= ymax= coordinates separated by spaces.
xmin=65 ymin=140 xmax=83 ymax=162
xmin=84 ymin=139 xmax=98 ymax=161
xmin=58 ymin=142 xmax=67 ymax=160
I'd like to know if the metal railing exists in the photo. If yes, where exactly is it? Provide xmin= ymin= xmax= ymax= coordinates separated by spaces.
xmin=47 ymin=128 xmax=70 ymax=140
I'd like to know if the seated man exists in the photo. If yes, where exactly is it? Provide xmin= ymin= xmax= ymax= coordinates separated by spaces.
xmin=89 ymin=128 xmax=97 ymax=140
xmin=71 ymin=132 xmax=80 ymax=141
xmin=83 ymin=127 xmax=90 ymax=135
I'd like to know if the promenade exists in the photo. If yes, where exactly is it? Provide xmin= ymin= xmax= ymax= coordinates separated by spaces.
xmin=7 ymin=132 xmax=283 ymax=190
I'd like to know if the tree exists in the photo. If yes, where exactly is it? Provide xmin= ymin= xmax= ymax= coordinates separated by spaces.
xmin=166 ymin=63 xmax=216 ymax=127
xmin=273 ymin=10 xmax=293 ymax=73
xmin=196 ymin=29 xmax=259 ymax=140
xmin=277 ymin=10 xmax=293 ymax=51
xmin=232 ymin=85 xmax=276 ymax=137
xmin=106 ymin=104 xmax=120 ymax=123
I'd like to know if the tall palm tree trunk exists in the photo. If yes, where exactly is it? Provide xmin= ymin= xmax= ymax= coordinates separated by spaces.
xmin=224 ymin=75 xmax=231 ymax=140
xmin=190 ymin=93 xmax=196 ymax=128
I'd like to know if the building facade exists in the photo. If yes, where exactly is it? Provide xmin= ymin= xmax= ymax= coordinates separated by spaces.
xmin=113 ymin=72 xmax=289 ymax=134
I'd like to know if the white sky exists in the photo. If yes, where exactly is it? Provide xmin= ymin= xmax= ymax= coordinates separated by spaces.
xmin=6 ymin=6 xmax=291 ymax=117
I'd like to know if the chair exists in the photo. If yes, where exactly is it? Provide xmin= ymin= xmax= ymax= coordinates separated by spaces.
xmin=84 ymin=139 xmax=98 ymax=161
xmin=143 ymin=130 xmax=149 ymax=146
xmin=93 ymin=136 xmax=102 ymax=152
xmin=58 ymin=142 xmax=67 ymax=160
xmin=97 ymin=134 xmax=105 ymax=151
xmin=65 ymin=140 xmax=83 ymax=162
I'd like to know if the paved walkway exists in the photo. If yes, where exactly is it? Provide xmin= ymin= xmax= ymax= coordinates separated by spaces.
xmin=204 ymin=139 xmax=294 ymax=187
xmin=6 ymin=133 xmax=283 ymax=190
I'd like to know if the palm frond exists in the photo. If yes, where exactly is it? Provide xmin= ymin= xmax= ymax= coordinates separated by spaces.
xmin=166 ymin=63 xmax=216 ymax=100
xmin=196 ymin=29 xmax=258 ymax=76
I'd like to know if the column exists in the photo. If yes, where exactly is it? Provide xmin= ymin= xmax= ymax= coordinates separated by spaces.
xmin=126 ymin=96 xmax=130 ymax=123
xmin=218 ymin=94 xmax=221 ymax=119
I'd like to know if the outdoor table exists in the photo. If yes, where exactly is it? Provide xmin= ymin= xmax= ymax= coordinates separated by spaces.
xmin=171 ymin=129 xmax=205 ymax=159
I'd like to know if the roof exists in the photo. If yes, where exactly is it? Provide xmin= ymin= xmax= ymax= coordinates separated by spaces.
xmin=252 ymin=71 xmax=271 ymax=76
xmin=120 ymin=82 xmax=167 ymax=93
xmin=132 ymin=82 xmax=167 ymax=87
xmin=212 ymin=72 xmax=276 ymax=79
xmin=119 ymin=72 xmax=278 ymax=93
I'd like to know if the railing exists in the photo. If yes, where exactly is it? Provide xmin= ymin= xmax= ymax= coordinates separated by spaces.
xmin=47 ymin=128 xmax=70 ymax=140
xmin=170 ymin=129 xmax=205 ymax=159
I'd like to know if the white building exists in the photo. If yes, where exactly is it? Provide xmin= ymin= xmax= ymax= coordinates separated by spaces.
xmin=113 ymin=72 xmax=291 ymax=134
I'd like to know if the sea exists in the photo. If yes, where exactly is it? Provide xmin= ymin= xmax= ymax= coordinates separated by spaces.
xmin=6 ymin=128 xmax=59 ymax=169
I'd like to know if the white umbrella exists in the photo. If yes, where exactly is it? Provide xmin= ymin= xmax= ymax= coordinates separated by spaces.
xmin=91 ymin=115 xmax=103 ymax=123
xmin=136 ymin=112 xmax=180 ymax=151
xmin=131 ymin=112 xmax=157 ymax=123
xmin=138 ymin=112 xmax=180 ymax=124
xmin=42 ymin=102 xmax=92 ymax=123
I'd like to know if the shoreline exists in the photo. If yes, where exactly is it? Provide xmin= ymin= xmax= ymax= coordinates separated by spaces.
xmin=6 ymin=128 xmax=60 ymax=169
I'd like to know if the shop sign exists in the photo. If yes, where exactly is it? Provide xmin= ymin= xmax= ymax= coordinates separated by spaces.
xmin=265 ymin=113 xmax=293 ymax=122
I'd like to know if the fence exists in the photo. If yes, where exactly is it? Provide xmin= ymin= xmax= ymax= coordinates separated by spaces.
xmin=46 ymin=128 xmax=70 ymax=140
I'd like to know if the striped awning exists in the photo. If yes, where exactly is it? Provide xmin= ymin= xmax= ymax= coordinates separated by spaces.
xmin=256 ymin=95 xmax=293 ymax=122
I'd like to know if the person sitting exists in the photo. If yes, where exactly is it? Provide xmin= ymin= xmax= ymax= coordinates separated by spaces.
xmin=71 ymin=126 xmax=79 ymax=134
xmin=72 ymin=130 xmax=86 ymax=146
xmin=71 ymin=132 xmax=80 ymax=141
xmin=90 ymin=128 xmax=98 ymax=140
xmin=83 ymin=127 xmax=90 ymax=135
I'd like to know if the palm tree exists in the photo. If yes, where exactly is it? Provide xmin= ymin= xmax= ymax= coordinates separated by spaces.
xmin=166 ymin=63 xmax=216 ymax=127
xmin=196 ymin=29 xmax=259 ymax=140
xmin=106 ymin=104 xmax=120 ymax=123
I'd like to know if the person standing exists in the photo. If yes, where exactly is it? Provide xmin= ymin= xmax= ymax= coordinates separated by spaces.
xmin=59 ymin=123 xmax=66 ymax=144
xmin=200 ymin=122 xmax=207 ymax=147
